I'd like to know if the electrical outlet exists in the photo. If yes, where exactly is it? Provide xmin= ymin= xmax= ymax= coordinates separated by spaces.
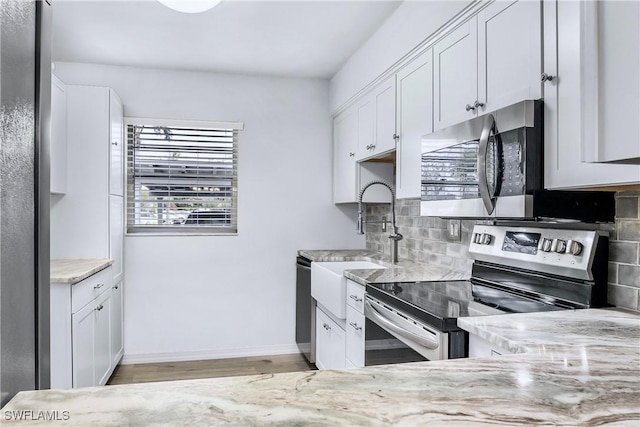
xmin=448 ymin=219 xmax=461 ymax=241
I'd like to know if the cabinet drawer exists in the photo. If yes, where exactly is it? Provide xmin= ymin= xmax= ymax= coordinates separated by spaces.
xmin=71 ymin=267 xmax=112 ymax=313
xmin=346 ymin=280 xmax=365 ymax=313
xmin=345 ymin=305 xmax=365 ymax=368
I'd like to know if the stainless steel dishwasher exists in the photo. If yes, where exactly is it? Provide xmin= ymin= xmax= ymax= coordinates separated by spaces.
xmin=295 ymin=256 xmax=315 ymax=364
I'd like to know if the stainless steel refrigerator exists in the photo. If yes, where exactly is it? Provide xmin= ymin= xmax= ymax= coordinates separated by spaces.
xmin=0 ymin=0 xmax=51 ymax=407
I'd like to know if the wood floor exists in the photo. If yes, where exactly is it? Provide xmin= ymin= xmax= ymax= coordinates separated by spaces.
xmin=107 ymin=353 xmax=316 ymax=385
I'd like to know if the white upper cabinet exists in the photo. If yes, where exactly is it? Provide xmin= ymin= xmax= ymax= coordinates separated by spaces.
xmin=334 ymin=102 xmax=394 ymax=204
xmin=356 ymin=76 xmax=396 ymax=161
xmin=51 ymin=74 xmax=67 ymax=195
xmin=334 ymin=109 xmax=359 ymax=204
xmin=434 ymin=0 xmax=542 ymax=131
xmin=109 ymin=90 xmax=124 ymax=196
xmin=477 ymin=0 xmax=542 ymax=113
xmin=543 ymin=0 xmax=640 ymax=189
xmin=433 ymin=18 xmax=478 ymax=131
xmin=582 ymin=0 xmax=640 ymax=165
xmin=395 ymin=49 xmax=433 ymax=199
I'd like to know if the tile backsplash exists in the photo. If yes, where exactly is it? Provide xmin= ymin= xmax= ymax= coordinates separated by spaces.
xmin=365 ymin=191 xmax=640 ymax=312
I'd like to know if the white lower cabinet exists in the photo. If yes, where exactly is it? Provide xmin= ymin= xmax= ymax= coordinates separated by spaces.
xmin=315 ymin=307 xmax=346 ymax=370
xmin=468 ymin=334 xmax=514 ymax=358
xmin=51 ymin=266 xmax=122 ymax=389
xmin=110 ymin=280 xmax=124 ymax=367
xmin=345 ymin=305 xmax=365 ymax=367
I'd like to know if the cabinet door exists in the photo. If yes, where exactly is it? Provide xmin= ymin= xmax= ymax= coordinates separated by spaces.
xmin=110 ymin=280 xmax=124 ymax=367
xmin=345 ymin=305 xmax=365 ymax=368
xmin=583 ymin=0 xmax=640 ymax=164
xmin=396 ymin=49 xmax=433 ymax=199
xmin=356 ymin=97 xmax=375 ymax=160
xmin=109 ymin=90 xmax=124 ymax=197
xmin=72 ymin=301 xmax=95 ymax=388
xmin=94 ymin=290 xmax=112 ymax=386
xmin=434 ymin=17 xmax=478 ymax=130
xmin=110 ymin=195 xmax=124 ymax=283
xmin=543 ymin=0 xmax=640 ymax=189
xmin=373 ymin=76 xmax=396 ymax=156
xmin=478 ymin=0 xmax=542 ymax=113
xmin=333 ymin=110 xmax=358 ymax=203
xmin=315 ymin=307 xmax=345 ymax=370
xmin=51 ymin=75 xmax=67 ymax=195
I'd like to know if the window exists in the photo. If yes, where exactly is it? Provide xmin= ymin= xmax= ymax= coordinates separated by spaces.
xmin=126 ymin=118 xmax=242 ymax=234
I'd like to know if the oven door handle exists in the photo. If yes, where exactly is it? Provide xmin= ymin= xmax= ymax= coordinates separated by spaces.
xmin=364 ymin=299 xmax=440 ymax=350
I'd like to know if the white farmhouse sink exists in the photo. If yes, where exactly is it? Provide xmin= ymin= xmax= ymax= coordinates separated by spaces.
xmin=311 ymin=261 xmax=385 ymax=319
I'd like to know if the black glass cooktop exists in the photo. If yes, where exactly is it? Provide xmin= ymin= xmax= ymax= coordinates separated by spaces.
xmin=366 ymin=281 xmax=473 ymax=332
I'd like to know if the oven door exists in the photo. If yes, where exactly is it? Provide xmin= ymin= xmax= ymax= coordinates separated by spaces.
xmin=364 ymin=295 xmax=448 ymax=364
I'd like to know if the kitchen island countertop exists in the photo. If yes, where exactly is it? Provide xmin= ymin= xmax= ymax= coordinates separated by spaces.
xmin=3 ymin=308 xmax=638 ymax=426
xmin=50 ymin=258 xmax=113 ymax=284
xmin=298 ymin=249 xmax=468 ymax=285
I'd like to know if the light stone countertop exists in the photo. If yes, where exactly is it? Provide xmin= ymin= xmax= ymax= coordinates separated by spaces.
xmin=50 ymin=259 xmax=113 ymax=284
xmin=457 ymin=307 xmax=640 ymax=354
xmin=298 ymin=249 xmax=468 ymax=285
xmin=3 ymin=308 xmax=639 ymax=425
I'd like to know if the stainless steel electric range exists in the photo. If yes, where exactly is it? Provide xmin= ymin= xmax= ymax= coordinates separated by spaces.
xmin=363 ymin=223 xmax=609 ymax=364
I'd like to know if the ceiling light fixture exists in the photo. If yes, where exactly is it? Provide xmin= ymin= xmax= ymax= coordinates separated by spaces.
xmin=157 ymin=0 xmax=221 ymax=14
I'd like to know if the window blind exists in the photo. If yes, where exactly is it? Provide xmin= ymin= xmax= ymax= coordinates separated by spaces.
xmin=126 ymin=120 xmax=239 ymax=234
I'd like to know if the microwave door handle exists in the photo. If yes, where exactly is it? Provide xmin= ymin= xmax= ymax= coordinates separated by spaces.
xmin=364 ymin=299 xmax=440 ymax=350
xmin=478 ymin=114 xmax=497 ymax=215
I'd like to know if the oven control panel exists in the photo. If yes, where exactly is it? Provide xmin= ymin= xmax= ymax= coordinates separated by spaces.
xmin=469 ymin=225 xmax=605 ymax=281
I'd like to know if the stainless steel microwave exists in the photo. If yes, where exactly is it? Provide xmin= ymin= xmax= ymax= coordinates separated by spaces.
xmin=420 ymin=100 xmax=614 ymax=222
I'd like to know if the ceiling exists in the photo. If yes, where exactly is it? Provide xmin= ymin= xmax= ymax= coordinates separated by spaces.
xmin=52 ymin=0 xmax=402 ymax=79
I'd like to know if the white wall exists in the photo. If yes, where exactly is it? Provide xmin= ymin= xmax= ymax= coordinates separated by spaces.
xmin=54 ymin=62 xmax=364 ymax=363
xmin=330 ymin=0 xmax=473 ymax=112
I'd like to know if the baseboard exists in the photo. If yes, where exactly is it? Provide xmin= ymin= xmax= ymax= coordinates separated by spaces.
xmin=120 ymin=344 xmax=302 ymax=365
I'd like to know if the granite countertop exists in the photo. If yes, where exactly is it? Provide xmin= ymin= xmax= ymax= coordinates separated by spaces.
xmin=3 ymin=308 xmax=638 ymax=425
xmin=50 ymin=259 xmax=114 ymax=284
xmin=457 ymin=307 xmax=640 ymax=354
xmin=298 ymin=249 xmax=469 ymax=285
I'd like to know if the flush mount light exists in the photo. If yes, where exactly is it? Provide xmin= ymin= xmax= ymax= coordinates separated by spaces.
xmin=157 ymin=0 xmax=221 ymax=14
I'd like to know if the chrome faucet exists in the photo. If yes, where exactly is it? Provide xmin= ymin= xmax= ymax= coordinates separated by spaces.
xmin=357 ymin=180 xmax=403 ymax=264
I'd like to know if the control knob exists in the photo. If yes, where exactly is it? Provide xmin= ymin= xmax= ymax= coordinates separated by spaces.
xmin=540 ymin=238 xmax=553 ymax=252
xmin=567 ymin=240 xmax=583 ymax=256
xmin=481 ymin=233 xmax=492 ymax=245
xmin=553 ymin=239 xmax=567 ymax=254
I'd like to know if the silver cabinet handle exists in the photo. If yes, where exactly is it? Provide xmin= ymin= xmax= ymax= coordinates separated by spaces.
xmin=112 ymin=141 xmax=118 ymax=146
xmin=393 ymin=134 xmax=400 ymax=140
xmin=349 ymin=322 xmax=362 ymax=331
xmin=541 ymin=72 xmax=554 ymax=82
xmin=365 ymin=144 xmax=376 ymax=150
xmin=349 ymin=294 xmax=362 ymax=303
xmin=474 ymin=100 xmax=485 ymax=109
xmin=113 ymin=285 xmax=119 ymax=290
xmin=478 ymin=114 xmax=497 ymax=215
xmin=349 ymin=152 xmax=355 ymax=157
xmin=96 ymin=304 xmax=104 ymax=311
xmin=94 ymin=283 xmax=104 ymax=290
xmin=465 ymin=103 xmax=476 ymax=112
xmin=323 ymin=323 xmax=331 ymax=331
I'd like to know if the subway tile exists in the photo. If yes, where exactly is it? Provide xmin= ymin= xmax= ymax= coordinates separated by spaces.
xmin=608 ymin=262 xmax=618 ymax=284
xmin=607 ymin=284 xmax=640 ymax=312
xmin=428 ymin=228 xmax=444 ymax=241
xmin=615 ymin=197 xmax=639 ymax=219
xmin=618 ymin=264 xmax=640 ymax=288
xmin=609 ymin=241 xmax=639 ymax=264
xmin=618 ymin=220 xmax=640 ymax=241
xmin=423 ymin=241 xmax=447 ymax=255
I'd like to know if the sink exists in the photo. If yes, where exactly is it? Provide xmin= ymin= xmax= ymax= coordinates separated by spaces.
xmin=311 ymin=261 xmax=385 ymax=319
